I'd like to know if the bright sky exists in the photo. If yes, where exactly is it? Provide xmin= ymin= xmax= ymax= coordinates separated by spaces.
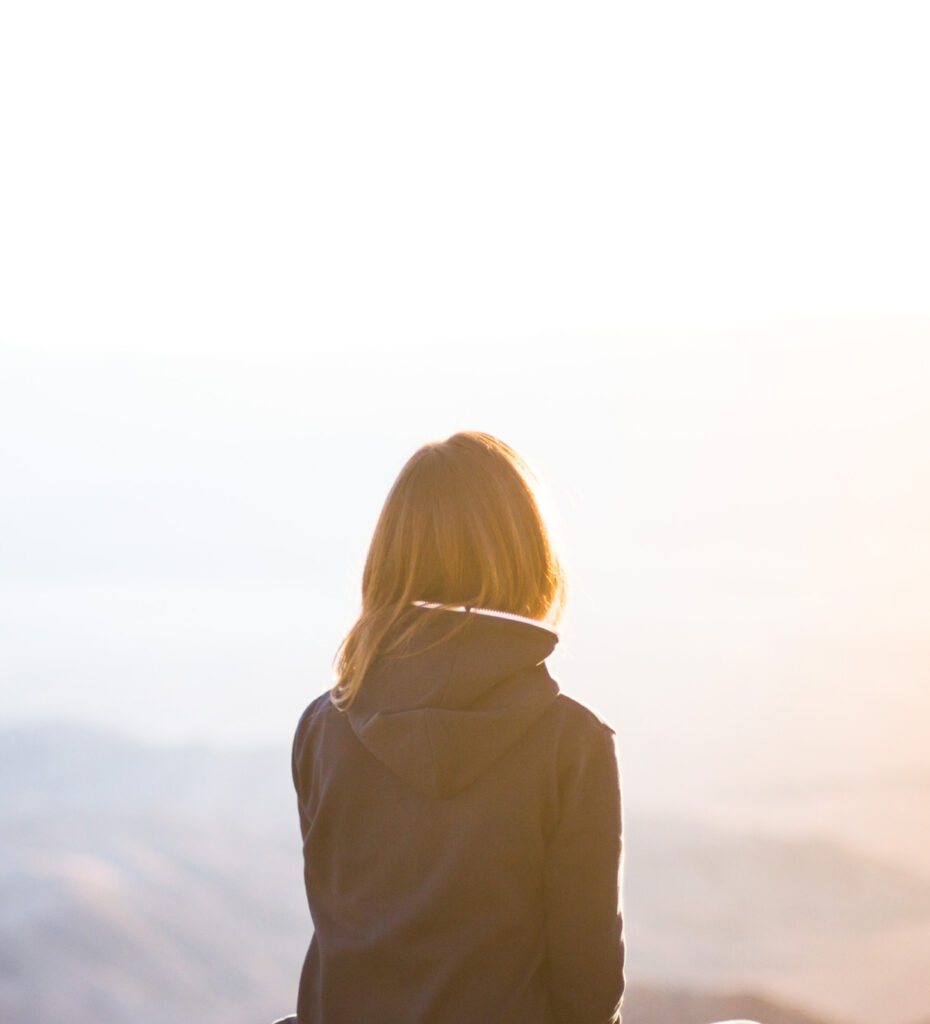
xmin=2 ymin=0 xmax=929 ymax=355
xmin=2 ymin=3 xmax=929 ymax=806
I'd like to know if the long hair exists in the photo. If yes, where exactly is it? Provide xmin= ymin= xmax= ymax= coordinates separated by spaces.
xmin=331 ymin=431 xmax=565 ymax=710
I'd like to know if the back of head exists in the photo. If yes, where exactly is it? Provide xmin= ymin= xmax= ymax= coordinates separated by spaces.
xmin=332 ymin=431 xmax=564 ymax=709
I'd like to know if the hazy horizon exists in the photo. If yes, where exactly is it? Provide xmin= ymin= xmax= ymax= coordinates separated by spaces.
xmin=4 ymin=324 xmax=929 ymax=816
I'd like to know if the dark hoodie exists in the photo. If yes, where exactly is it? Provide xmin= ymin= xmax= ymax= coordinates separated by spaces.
xmin=291 ymin=606 xmax=624 ymax=1024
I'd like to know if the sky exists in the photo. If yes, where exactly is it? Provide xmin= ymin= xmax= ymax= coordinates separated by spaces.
xmin=1 ymin=3 xmax=929 ymax=806
xmin=2 ymin=0 xmax=929 ymax=354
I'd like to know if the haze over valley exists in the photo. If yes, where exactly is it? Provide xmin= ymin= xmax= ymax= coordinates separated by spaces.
xmin=4 ymin=723 xmax=929 ymax=1024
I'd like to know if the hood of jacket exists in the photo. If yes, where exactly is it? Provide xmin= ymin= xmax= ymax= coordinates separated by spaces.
xmin=346 ymin=606 xmax=560 ymax=800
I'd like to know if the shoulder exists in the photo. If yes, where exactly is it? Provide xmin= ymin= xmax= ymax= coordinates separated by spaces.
xmin=301 ymin=688 xmax=334 ymax=720
xmin=536 ymin=691 xmax=619 ymax=782
xmin=538 ymin=693 xmax=621 ymax=826
xmin=547 ymin=691 xmax=617 ymax=741
xmin=291 ymin=689 xmax=342 ymax=793
xmin=292 ymin=690 xmax=337 ymax=756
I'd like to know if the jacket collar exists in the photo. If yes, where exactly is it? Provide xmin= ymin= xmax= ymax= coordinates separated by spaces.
xmin=410 ymin=601 xmax=559 ymax=639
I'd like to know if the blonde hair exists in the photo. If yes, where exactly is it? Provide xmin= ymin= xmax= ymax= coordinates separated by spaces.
xmin=331 ymin=431 xmax=565 ymax=710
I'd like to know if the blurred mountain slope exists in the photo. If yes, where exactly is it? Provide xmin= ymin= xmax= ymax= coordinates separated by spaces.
xmin=3 ymin=722 xmax=927 ymax=1024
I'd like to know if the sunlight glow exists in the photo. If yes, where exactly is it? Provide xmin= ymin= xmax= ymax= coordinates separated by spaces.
xmin=2 ymin=1 xmax=928 ymax=355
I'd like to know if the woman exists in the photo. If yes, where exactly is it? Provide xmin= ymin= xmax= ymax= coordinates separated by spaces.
xmin=288 ymin=431 xmax=624 ymax=1024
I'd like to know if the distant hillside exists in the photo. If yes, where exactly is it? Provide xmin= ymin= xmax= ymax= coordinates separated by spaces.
xmin=1 ymin=723 xmax=305 ymax=1024
xmin=623 ymin=983 xmax=843 ymax=1024
xmin=0 ymin=720 xmax=292 ymax=819
xmin=625 ymin=813 xmax=930 ymax=972
xmin=3 ymin=723 xmax=928 ymax=1024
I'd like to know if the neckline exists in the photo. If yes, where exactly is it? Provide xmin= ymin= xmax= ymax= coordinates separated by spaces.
xmin=410 ymin=600 xmax=560 ymax=639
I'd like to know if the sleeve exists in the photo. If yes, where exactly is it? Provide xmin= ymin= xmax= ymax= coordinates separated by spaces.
xmin=291 ymin=707 xmax=313 ymax=840
xmin=291 ymin=710 xmax=304 ymax=795
xmin=543 ymin=723 xmax=624 ymax=1024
